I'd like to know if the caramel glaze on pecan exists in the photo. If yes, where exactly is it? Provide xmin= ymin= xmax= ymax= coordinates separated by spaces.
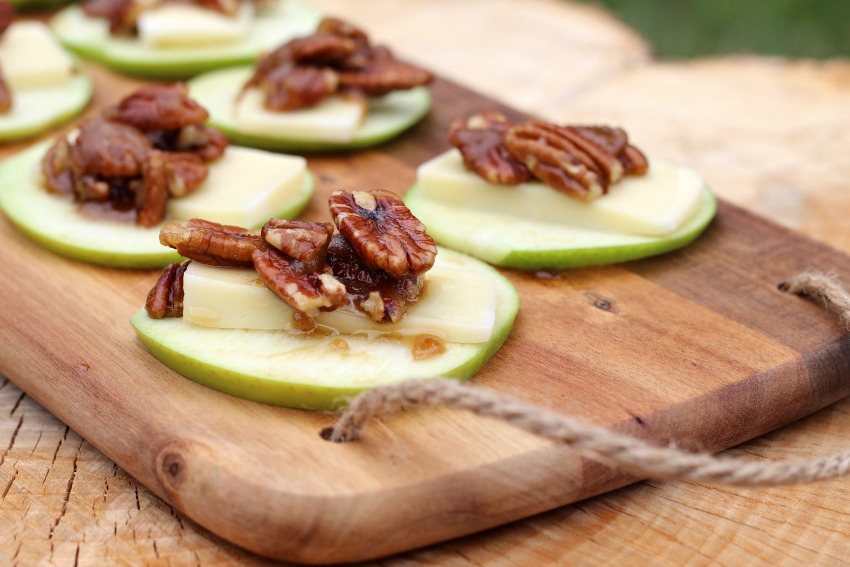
xmin=245 ymin=17 xmax=432 ymax=111
xmin=41 ymin=85 xmax=227 ymax=226
xmin=450 ymin=112 xmax=649 ymax=201
xmin=326 ymin=233 xmax=423 ymax=323
xmin=145 ymin=261 xmax=190 ymax=319
xmin=329 ymin=190 xmax=436 ymax=279
xmin=159 ymin=219 xmax=262 ymax=267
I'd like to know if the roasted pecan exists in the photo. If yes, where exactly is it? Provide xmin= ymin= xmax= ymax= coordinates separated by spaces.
xmin=0 ymin=1 xmax=14 ymax=35
xmin=145 ymin=261 xmax=190 ymax=319
xmin=337 ymin=57 xmax=432 ymax=96
xmin=261 ymin=219 xmax=334 ymax=268
xmin=504 ymin=121 xmax=606 ymax=201
xmin=329 ymin=190 xmax=436 ymax=279
xmin=326 ymin=234 xmax=423 ymax=323
xmin=105 ymin=84 xmax=209 ymax=132
xmin=252 ymin=244 xmax=347 ymax=315
xmin=619 ymin=144 xmax=649 ymax=176
xmin=0 ymin=72 xmax=10 ymax=114
xmin=316 ymin=17 xmax=369 ymax=47
xmin=193 ymin=0 xmax=239 ymax=16
xmin=41 ymin=138 xmax=75 ymax=196
xmin=448 ymin=111 xmax=531 ymax=185
xmin=288 ymin=33 xmax=357 ymax=65
xmin=159 ymin=219 xmax=262 ymax=267
xmin=69 ymin=118 xmax=152 ymax=180
xmin=160 ymin=152 xmax=208 ymax=197
xmin=136 ymin=150 xmax=169 ymax=228
xmin=262 ymin=64 xmax=339 ymax=111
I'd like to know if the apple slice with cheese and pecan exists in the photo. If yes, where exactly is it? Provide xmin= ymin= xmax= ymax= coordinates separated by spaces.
xmin=131 ymin=190 xmax=519 ymax=410
xmin=0 ymin=84 xmax=313 ymax=268
xmin=186 ymin=17 xmax=433 ymax=151
xmin=404 ymin=111 xmax=717 ymax=269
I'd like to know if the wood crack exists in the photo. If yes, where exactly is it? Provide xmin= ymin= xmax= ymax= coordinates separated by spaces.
xmin=2 ymin=467 xmax=17 ymax=499
xmin=0 ymin=415 xmax=23 ymax=469
xmin=48 ymin=439 xmax=81 ymax=541
xmin=8 ymin=391 xmax=25 ymax=417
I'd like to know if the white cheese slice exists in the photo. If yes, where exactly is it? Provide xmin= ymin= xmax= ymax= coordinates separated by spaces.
xmin=166 ymin=146 xmax=307 ymax=228
xmin=137 ymin=3 xmax=254 ymax=48
xmin=233 ymin=88 xmax=366 ymax=143
xmin=417 ymin=149 xmax=703 ymax=237
xmin=182 ymin=256 xmax=497 ymax=343
xmin=0 ymin=22 xmax=75 ymax=90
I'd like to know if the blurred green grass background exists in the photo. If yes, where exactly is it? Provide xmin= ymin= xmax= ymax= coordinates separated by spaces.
xmin=586 ymin=0 xmax=850 ymax=59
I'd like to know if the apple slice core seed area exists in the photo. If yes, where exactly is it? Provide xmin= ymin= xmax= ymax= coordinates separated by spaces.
xmin=130 ymin=248 xmax=520 ymax=410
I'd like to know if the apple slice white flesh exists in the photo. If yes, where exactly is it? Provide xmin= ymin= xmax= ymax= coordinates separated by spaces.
xmin=130 ymin=248 xmax=519 ymax=410
xmin=0 ymin=142 xmax=314 ymax=268
xmin=187 ymin=66 xmax=432 ymax=151
xmin=50 ymin=0 xmax=321 ymax=79
xmin=404 ymin=180 xmax=717 ymax=270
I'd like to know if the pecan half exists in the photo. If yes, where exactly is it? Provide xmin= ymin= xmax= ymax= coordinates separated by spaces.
xmin=0 ymin=73 xmax=10 ymax=114
xmin=106 ymin=84 xmax=209 ymax=132
xmin=145 ymin=261 xmax=190 ymax=319
xmin=262 ymin=64 xmax=339 ymax=111
xmin=449 ymin=111 xmax=531 ymax=185
xmin=42 ymin=138 xmax=75 ymax=196
xmin=252 ymin=244 xmax=347 ymax=315
xmin=261 ymin=219 xmax=334 ymax=268
xmin=327 ymin=234 xmax=422 ymax=323
xmin=159 ymin=219 xmax=262 ymax=267
xmin=69 ymin=118 xmax=152 ymax=180
xmin=0 ymin=1 xmax=14 ymax=35
xmin=329 ymin=190 xmax=436 ymax=279
xmin=337 ymin=56 xmax=433 ymax=97
xmin=504 ymin=121 xmax=606 ymax=201
xmin=136 ymin=150 xmax=169 ymax=228
xmin=161 ymin=152 xmax=208 ymax=197
xmin=82 ymin=0 xmax=144 ymax=35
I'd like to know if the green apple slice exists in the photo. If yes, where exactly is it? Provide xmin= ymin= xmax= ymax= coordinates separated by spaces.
xmin=0 ymin=141 xmax=314 ymax=268
xmin=130 ymin=247 xmax=519 ymax=410
xmin=187 ymin=66 xmax=432 ymax=151
xmin=0 ymin=73 xmax=92 ymax=143
xmin=404 ymin=182 xmax=717 ymax=269
xmin=50 ymin=0 xmax=321 ymax=79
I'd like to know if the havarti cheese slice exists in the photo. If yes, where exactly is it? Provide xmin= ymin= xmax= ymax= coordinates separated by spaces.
xmin=182 ymin=253 xmax=497 ymax=343
xmin=0 ymin=22 xmax=75 ymax=90
xmin=137 ymin=3 xmax=254 ymax=48
xmin=233 ymin=88 xmax=366 ymax=143
xmin=417 ymin=149 xmax=703 ymax=237
xmin=167 ymin=145 xmax=308 ymax=228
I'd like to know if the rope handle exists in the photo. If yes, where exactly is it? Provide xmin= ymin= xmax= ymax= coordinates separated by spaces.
xmin=325 ymin=272 xmax=850 ymax=487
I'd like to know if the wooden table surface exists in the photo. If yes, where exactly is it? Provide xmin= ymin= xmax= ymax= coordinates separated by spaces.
xmin=3 ymin=0 xmax=850 ymax=564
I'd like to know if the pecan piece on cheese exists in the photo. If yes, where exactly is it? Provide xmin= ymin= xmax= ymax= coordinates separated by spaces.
xmin=448 ymin=111 xmax=531 ymax=185
xmin=145 ymin=261 xmax=190 ymax=319
xmin=329 ymin=189 xmax=436 ymax=279
xmin=254 ymin=219 xmax=347 ymax=315
xmin=159 ymin=219 xmax=262 ymax=267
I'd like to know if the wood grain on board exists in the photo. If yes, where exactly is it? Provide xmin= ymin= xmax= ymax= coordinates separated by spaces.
xmin=2 ymin=56 xmax=850 ymax=563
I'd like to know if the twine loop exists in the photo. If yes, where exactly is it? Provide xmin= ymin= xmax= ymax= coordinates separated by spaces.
xmin=327 ymin=271 xmax=850 ymax=486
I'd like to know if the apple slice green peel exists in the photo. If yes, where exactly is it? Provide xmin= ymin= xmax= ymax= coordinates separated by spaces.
xmin=130 ymin=248 xmax=519 ymax=410
xmin=404 ymin=182 xmax=717 ymax=270
xmin=187 ymin=66 xmax=432 ymax=152
xmin=0 ymin=142 xmax=314 ymax=268
xmin=49 ymin=1 xmax=321 ymax=79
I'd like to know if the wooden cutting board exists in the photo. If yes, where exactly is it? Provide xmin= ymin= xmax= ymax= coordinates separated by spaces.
xmin=2 ymin=67 xmax=850 ymax=565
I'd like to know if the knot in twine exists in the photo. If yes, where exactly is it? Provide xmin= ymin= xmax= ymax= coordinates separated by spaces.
xmin=327 ymin=271 xmax=850 ymax=487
